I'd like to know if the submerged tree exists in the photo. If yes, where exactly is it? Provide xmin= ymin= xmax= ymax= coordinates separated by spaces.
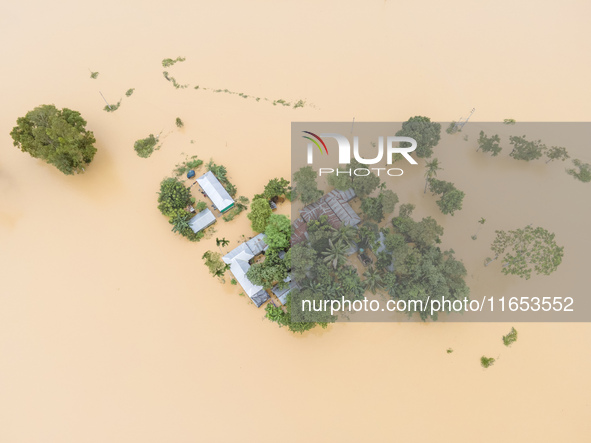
xmin=247 ymin=197 xmax=273 ymax=233
xmin=477 ymin=131 xmax=502 ymax=156
xmin=503 ymin=327 xmax=518 ymax=346
xmin=157 ymin=177 xmax=192 ymax=217
xmin=261 ymin=177 xmax=290 ymax=200
xmin=545 ymin=146 xmax=569 ymax=164
xmin=292 ymin=166 xmax=323 ymax=205
xmin=566 ymin=159 xmax=591 ymax=183
xmin=202 ymin=251 xmax=228 ymax=278
xmin=396 ymin=116 xmax=441 ymax=158
xmin=480 ymin=356 xmax=495 ymax=368
xmin=428 ymin=178 xmax=465 ymax=215
xmin=10 ymin=104 xmax=97 ymax=175
xmin=509 ymin=135 xmax=546 ymax=161
xmin=134 ymin=134 xmax=159 ymax=158
xmin=424 ymin=158 xmax=442 ymax=193
xmin=488 ymin=226 xmax=564 ymax=279
xmin=322 ymin=239 xmax=349 ymax=270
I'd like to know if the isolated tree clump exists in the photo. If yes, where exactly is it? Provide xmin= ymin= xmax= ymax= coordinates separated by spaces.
xmin=428 ymin=178 xmax=465 ymax=215
xmin=292 ymin=166 xmax=323 ymax=205
xmin=10 ymin=104 xmax=97 ymax=175
xmin=248 ymin=197 xmax=273 ymax=232
xmin=157 ymin=177 xmax=192 ymax=217
xmin=360 ymin=190 xmax=399 ymax=222
xmin=263 ymin=214 xmax=291 ymax=250
xmin=481 ymin=356 xmax=495 ymax=368
xmin=509 ymin=135 xmax=546 ymax=161
xmin=545 ymin=146 xmax=569 ymax=164
xmin=488 ymin=226 xmax=564 ymax=279
xmin=503 ymin=327 xmax=518 ymax=346
xmin=202 ymin=251 xmax=228 ymax=279
xmin=566 ymin=159 xmax=591 ymax=183
xmin=396 ymin=116 xmax=441 ymax=158
xmin=134 ymin=134 xmax=159 ymax=158
xmin=477 ymin=131 xmax=502 ymax=156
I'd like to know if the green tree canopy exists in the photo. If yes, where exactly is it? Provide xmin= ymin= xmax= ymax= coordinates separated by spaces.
xmin=10 ymin=104 xmax=97 ymax=175
xmin=545 ymin=146 xmax=569 ymax=164
xmin=290 ymin=242 xmax=318 ymax=282
xmin=509 ymin=135 xmax=546 ymax=161
xmin=349 ymin=159 xmax=381 ymax=198
xmin=292 ymin=166 xmax=323 ymax=205
xmin=262 ymin=177 xmax=290 ymax=199
xmin=202 ymin=251 xmax=228 ymax=278
xmin=428 ymin=178 xmax=465 ymax=215
xmin=477 ymin=131 xmax=502 ymax=156
xmin=247 ymin=197 xmax=273 ymax=232
xmin=134 ymin=134 xmax=159 ymax=158
xmin=490 ymin=226 xmax=564 ymax=279
xmin=264 ymin=214 xmax=291 ymax=250
xmin=395 ymin=116 xmax=441 ymax=158
xmin=566 ymin=159 xmax=591 ymax=183
xmin=157 ymin=178 xmax=192 ymax=217
xmin=246 ymin=249 xmax=288 ymax=289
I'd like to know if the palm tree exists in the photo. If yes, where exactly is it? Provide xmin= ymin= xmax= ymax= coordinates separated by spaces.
xmin=332 ymin=225 xmax=357 ymax=248
xmin=322 ymin=239 xmax=349 ymax=269
xmin=216 ymin=237 xmax=230 ymax=252
xmin=171 ymin=214 xmax=190 ymax=234
xmin=424 ymin=158 xmax=442 ymax=194
xmin=363 ymin=266 xmax=383 ymax=294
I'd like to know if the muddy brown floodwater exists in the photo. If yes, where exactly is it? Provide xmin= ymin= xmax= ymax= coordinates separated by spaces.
xmin=1 ymin=1 xmax=590 ymax=442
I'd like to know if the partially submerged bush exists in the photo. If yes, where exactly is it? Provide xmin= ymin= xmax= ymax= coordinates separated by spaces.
xmin=503 ymin=327 xmax=518 ymax=346
xmin=480 ymin=356 xmax=495 ymax=368
xmin=134 ymin=134 xmax=159 ymax=158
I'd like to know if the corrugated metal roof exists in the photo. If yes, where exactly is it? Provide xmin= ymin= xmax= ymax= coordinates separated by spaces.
xmin=197 ymin=171 xmax=235 ymax=212
xmin=188 ymin=209 xmax=217 ymax=233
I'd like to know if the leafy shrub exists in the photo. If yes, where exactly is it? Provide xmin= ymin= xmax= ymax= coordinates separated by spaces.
xmin=134 ymin=134 xmax=159 ymax=158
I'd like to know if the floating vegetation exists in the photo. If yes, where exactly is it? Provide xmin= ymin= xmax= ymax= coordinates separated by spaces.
xmin=193 ymin=83 xmax=308 ymax=108
xmin=503 ymin=118 xmax=516 ymax=125
xmin=566 ymin=159 xmax=591 ymax=183
xmin=175 ymin=117 xmax=184 ymax=128
xmin=503 ymin=327 xmax=518 ymax=346
xmin=134 ymin=134 xmax=160 ymax=158
xmin=125 ymin=88 xmax=135 ymax=97
xmin=162 ymin=56 xmax=186 ymax=67
xmin=163 ymin=71 xmax=188 ymax=89
xmin=90 ymin=71 xmax=99 ymax=79
xmin=173 ymin=155 xmax=203 ymax=177
xmin=480 ymin=356 xmax=495 ymax=369
xmin=446 ymin=348 xmax=454 ymax=354
xmin=103 ymin=100 xmax=121 ymax=112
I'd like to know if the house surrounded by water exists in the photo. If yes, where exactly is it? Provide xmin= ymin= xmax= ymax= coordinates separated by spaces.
xmin=197 ymin=171 xmax=235 ymax=213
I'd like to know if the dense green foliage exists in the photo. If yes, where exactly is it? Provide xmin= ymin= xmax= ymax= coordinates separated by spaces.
xmin=247 ymin=249 xmax=289 ymax=289
xmin=10 ymin=104 xmax=97 ymax=175
xmin=248 ymin=198 xmax=273 ymax=232
xmin=489 ymin=226 xmax=563 ymax=279
xmin=257 ymin=177 xmax=290 ymax=200
xmin=263 ymin=214 xmax=291 ymax=250
xmin=158 ymin=178 xmax=192 ymax=216
xmin=125 ymin=88 xmax=135 ymax=97
xmin=90 ymin=71 xmax=99 ymax=79
xmin=292 ymin=166 xmax=323 ymax=205
xmin=104 ymin=100 xmax=121 ymax=112
xmin=175 ymin=117 xmax=184 ymax=128
xmin=264 ymin=291 xmax=333 ymax=333
xmin=428 ymin=178 xmax=465 ymax=215
xmin=481 ymin=356 xmax=495 ymax=368
xmin=360 ymin=190 xmax=399 ymax=222
xmin=396 ymin=116 xmax=441 ymax=158
xmin=477 ymin=131 xmax=502 ymax=156
xmin=503 ymin=327 xmax=518 ymax=346
xmin=134 ymin=134 xmax=159 ymax=158
xmin=509 ymin=135 xmax=546 ymax=161
xmin=162 ymin=56 xmax=186 ymax=67
xmin=202 ymin=251 xmax=228 ymax=279
xmin=424 ymin=158 xmax=442 ymax=193
xmin=545 ymin=146 xmax=569 ymax=163
xmin=566 ymin=159 xmax=591 ymax=183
